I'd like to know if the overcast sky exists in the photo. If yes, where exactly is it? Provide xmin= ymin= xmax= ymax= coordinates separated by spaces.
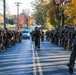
xmin=0 ymin=0 xmax=35 ymax=15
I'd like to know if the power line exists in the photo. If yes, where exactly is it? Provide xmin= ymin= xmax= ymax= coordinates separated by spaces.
xmin=0 ymin=0 xmax=3 ymax=2
xmin=3 ymin=0 xmax=6 ymax=29
xmin=0 ymin=0 xmax=3 ymax=10
xmin=6 ymin=3 xmax=12 ymax=16
xmin=1 ymin=1 xmax=12 ymax=28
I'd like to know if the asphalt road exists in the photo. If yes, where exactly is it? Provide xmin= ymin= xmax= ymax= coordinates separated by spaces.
xmin=0 ymin=38 xmax=76 ymax=75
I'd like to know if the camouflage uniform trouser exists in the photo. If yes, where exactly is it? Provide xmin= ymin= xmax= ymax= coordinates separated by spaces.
xmin=68 ymin=45 xmax=76 ymax=68
xmin=35 ymin=37 xmax=40 ymax=48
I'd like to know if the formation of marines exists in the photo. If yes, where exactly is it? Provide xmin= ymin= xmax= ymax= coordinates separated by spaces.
xmin=0 ymin=25 xmax=75 ymax=74
xmin=46 ymin=26 xmax=76 ymax=74
xmin=0 ymin=28 xmax=22 ymax=52
xmin=46 ymin=26 xmax=76 ymax=50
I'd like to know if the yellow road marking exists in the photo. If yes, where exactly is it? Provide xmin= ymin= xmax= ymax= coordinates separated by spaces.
xmin=32 ymin=42 xmax=43 ymax=75
xmin=32 ymin=44 xmax=36 ymax=75
xmin=36 ymin=51 xmax=43 ymax=75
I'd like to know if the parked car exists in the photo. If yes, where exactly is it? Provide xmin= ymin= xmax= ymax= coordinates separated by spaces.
xmin=22 ymin=30 xmax=30 ymax=39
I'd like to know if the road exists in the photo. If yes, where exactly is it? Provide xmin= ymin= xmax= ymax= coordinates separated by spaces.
xmin=0 ymin=38 xmax=76 ymax=75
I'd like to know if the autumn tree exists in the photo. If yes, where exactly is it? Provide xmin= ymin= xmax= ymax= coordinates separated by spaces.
xmin=34 ymin=5 xmax=48 ymax=26
xmin=0 ymin=13 xmax=3 ymax=25
xmin=47 ymin=1 xmax=58 ymax=28
xmin=62 ymin=0 xmax=76 ymax=25
xmin=32 ymin=0 xmax=48 ymax=26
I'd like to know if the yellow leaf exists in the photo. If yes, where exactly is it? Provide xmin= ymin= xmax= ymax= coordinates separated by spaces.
xmin=73 ymin=19 xmax=76 ymax=24
xmin=72 ymin=0 xmax=76 ymax=4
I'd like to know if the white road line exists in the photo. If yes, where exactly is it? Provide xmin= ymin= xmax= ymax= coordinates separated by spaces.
xmin=0 ymin=64 xmax=33 ymax=70
xmin=0 ymin=61 xmax=32 ymax=65
xmin=32 ymin=44 xmax=37 ymax=75
xmin=40 ymin=57 xmax=69 ymax=61
xmin=39 ymin=55 xmax=70 ymax=59
xmin=0 ymin=71 xmax=33 ymax=75
xmin=40 ymin=47 xmax=64 ymax=49
xmin=0 ymin=53 xmax=31 ymax=56
xmin=0 ymin=58 xmax=31 ymax=62
xmin=0 ymin=61 xmax=75 ymax=70
xmin=36 ymin=51 xmax=43 ymax=75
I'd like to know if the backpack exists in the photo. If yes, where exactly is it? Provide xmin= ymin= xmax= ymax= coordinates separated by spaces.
xmin=35 ymin=30 xmax=40 ymax=37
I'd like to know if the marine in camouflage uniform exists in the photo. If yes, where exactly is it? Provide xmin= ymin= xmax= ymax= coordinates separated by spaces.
xmin=67 ymin=30 xmax=76 ymax=74
xmin=41 ymin=30 xmax=44 ymax=42
xmin=34 ymin=27 xmax=41 ymax=49
xmin=46 ymin=30 xmax=50 ymax=41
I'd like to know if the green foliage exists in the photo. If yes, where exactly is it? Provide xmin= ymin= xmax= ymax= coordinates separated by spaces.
xmin=8 ymin=19 xmax=14 ymax=25
xmin=39 ymin=26 xmax=45 ymax=30
xmin=49 ymin=15 xmax=57 ymax=28
xmin=6 ymin=17 xmax=14 ymax=25
xmin=32 ymin=0 xmax=58 ymax=29
xmin=45 ymin=22 xmax=52 ymax=30
xmin=33 ymin=5 xmax=47 ymax=26
xmin=46 ymin=1 xmax=58 ymax=28
xmin=62 ymin=1 xmax=76 ymax=25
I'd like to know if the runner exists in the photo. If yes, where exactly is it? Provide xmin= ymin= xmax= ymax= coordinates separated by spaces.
xmin=33 ymin=27 xmax=41 ymax=50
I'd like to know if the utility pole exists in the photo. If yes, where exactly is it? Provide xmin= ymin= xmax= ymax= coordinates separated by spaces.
xmin=3 ymin=0 xmax=6 ymax=29
xmin=15 ymin=2 xmax=21 ymax=29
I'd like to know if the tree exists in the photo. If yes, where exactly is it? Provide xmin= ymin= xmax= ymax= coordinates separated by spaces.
xmin=45 ymin=22 xmax=52 ymax=30
xmin=32 ymin=0 xmax=59 ymax=29
xmin=8 ymin=19 xmax=14 ymax=25
xmin=47 ymin=1 xmax=58 ymax=28
xmin=0 ymin=14 xmax=3 ymax=25
xmin=33 ymin=1 xmax=48 ymax=26
xmin=62 ymin=0 xmax=76 ymax=25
